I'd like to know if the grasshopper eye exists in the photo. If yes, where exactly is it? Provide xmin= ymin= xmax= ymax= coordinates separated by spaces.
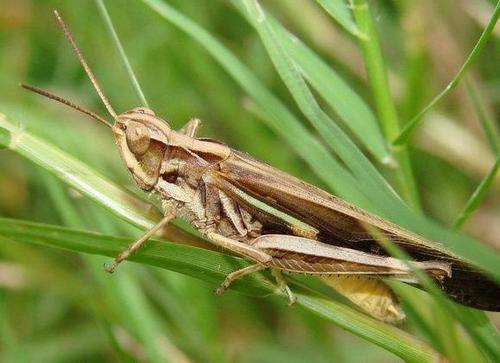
xmin=126 ymin=122 xmax=151 ymax=155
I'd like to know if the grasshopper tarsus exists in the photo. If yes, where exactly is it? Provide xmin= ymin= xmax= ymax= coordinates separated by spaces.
xmin=271 ymin=269 xmax=296 ymax=306
xmin=103 ymin=262 xmax=117 ymax=274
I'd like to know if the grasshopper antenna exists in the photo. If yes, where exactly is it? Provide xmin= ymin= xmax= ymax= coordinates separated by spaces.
xmin=20 ymin=83 xmax=111 ymax=128
xmin=53 ymin=9 xmax=117 ymax=119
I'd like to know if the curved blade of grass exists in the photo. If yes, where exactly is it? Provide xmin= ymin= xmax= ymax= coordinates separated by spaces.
xmin=95 ymin=0 xmax=150 ymax=108
xmin=231 ymin=1 xmax=391 ymax=165
xmin=239 ymin=0 xmax=424 ymax=226
xmin=453 ymin=156 xmax=500 ymax=230
xmin=465 ymin=80 xmax=499 ymax=155
xmin=394 ymin=0 xmax=500 ymax=146
xmin=315 ymin=0 xmax=363 ymax=38
xmin=138 ymin=0 xmax=373 ymax=207
xmin=350 ymin=0 xmax=420 ymax=209
xmin=0 ymin=114 xmax=158 ymax=229
xmin=0 ymin=218 xmax=445 ymax=363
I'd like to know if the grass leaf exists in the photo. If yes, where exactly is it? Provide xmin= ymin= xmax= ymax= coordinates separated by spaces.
xmin=0 ymin=114 xmax=158 ymax=230
xmin=465 ymin=80 xmax=499 ymax=155
xmin=232 ymin=0 xmax=391 ymax=165
xmin=95 ymin=0 xmax=150 ymax=108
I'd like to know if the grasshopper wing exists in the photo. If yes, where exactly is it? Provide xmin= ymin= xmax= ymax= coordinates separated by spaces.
xmin=212 ymin=151 xmax=500 ymax=311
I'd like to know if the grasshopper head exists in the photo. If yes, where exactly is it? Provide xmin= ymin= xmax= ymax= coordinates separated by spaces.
xmin=22 ymin=12 xmax=177 ymax=192
xmin=113 ymin=107 xmax=172 ymax=191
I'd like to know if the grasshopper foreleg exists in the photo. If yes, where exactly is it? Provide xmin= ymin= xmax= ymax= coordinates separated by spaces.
xmin=105 ymin=212 xmax=175 ymax=273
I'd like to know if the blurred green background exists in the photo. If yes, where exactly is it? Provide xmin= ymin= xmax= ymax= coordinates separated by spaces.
xmin=0 ymin=0 xmax=499 ymax=362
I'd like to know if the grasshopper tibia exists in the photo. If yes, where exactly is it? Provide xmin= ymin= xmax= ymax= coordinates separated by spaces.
xmin=105 ymin=213 xmax=175 ymax=273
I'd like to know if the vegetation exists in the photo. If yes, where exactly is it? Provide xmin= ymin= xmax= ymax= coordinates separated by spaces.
xmin=0 ymin=1 xmax=498 ymax=362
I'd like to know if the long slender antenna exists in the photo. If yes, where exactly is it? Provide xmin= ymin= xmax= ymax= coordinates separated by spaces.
xmin=53 ymin=10 xmax=117 ymax=119
xmin=20 ymin=83 xmax=112 ymax=128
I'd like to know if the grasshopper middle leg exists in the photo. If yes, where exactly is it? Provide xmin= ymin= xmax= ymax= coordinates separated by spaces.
xmin=206 ymin=232 xmax=297 ymax=305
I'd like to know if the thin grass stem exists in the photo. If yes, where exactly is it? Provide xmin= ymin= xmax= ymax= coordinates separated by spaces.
xmin=350 ymin=0 xmax=421 ymax=210
xmin=394 ymin=1 xmax=500 ymax=146
xmin=96 ymin=0 xmax=150 ymax=108
xmin=453 ymin=156 xmax=500 ymax=230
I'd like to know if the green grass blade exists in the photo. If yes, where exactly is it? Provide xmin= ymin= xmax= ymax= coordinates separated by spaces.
xmin=140 ymin=0 xmax=418 ymax=236
xmin=350 ymin=0 xmax=420 ymax=209
xmin=314 ymin=0 xmax=363 ymax=38
xmin=394 ymin=1 xmax=500 ymax=146
xmin=465 ymin=80 xmax=499 ymax=155
xmin=232 ymin=0 xmax=391 ymax=164
xmin=0 ymin=218 xmax=445 ymax=363
xmin=453 ymin=156 xmax=500 ymax=230
xmin=296 ymin=295 xmax=442 ymax=363
xmin=95 ymin=0 xmax=150 ymax=108
xmin=239 ymin=0 xmax=398 ymax=200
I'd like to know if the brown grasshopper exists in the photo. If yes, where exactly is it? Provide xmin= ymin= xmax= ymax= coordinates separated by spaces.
xmin=22 ymin=11 xmax=500 ymax=323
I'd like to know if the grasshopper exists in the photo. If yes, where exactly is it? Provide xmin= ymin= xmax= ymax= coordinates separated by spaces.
xmin=22 ymin=11 xmax=500 ymax=323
